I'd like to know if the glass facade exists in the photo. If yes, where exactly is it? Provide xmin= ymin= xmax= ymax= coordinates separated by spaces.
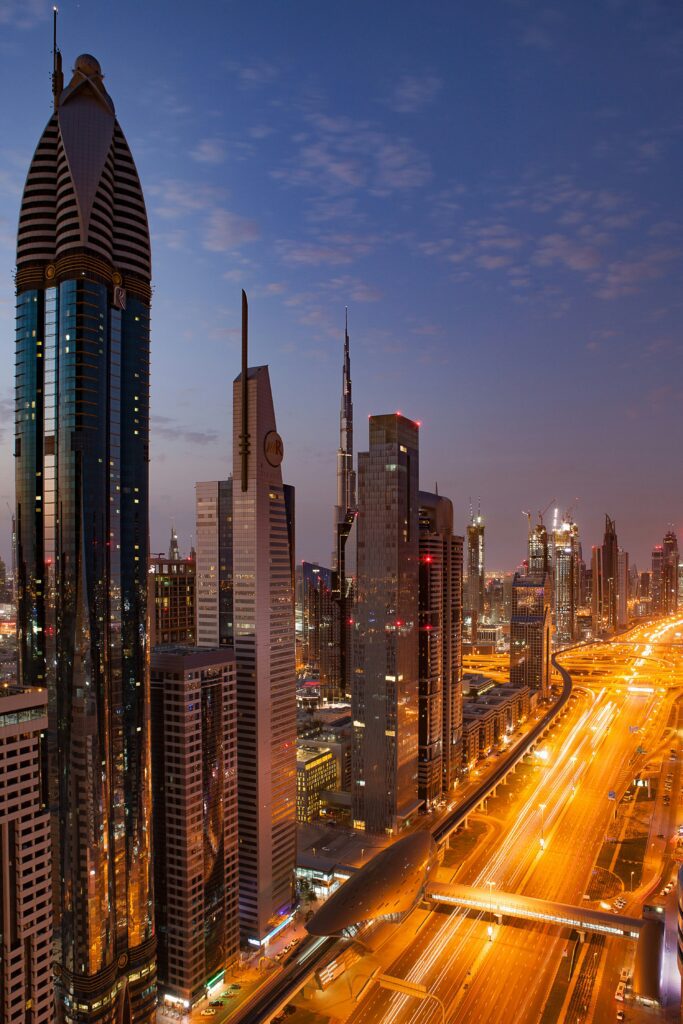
xmin=15 ymin=280 xmax=154 ymax=1022
xmin=352 ymin=414 xmax=420 ymax=835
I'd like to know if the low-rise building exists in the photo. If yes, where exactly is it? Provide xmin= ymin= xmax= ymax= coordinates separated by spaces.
xmin=297 ymin=745 xmax=338 ymax=823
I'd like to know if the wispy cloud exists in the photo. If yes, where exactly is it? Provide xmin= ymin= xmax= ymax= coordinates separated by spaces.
xmin=152 ymin=415 xmax=219 ymax=447
xmin=0 ymin=0 xmax=46 ymax=29
xmin=227 ymin=60 xmax=280 ymax=88
xmin=596 ymin=247 xmax=680 ymax=300
xmin=203 ymin=210 xmax=260 ymax=251
xmin=190 ymin=138 xmax=227 ymax=164
xmin=272 ymin=113 xmax=431 ymax=198
xmin=387 ymin=74 xmax=442 ymax=113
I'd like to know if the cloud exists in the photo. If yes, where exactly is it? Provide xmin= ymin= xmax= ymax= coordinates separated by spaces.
xmin=534 ymin=233 xmax=602 ymax=271
xmin=0 ymin=391 xmax=12 ymax=442
xmin=272 ymin=113 xmax=431 ymax=198
xmin=203 ymin=209 xmax=260 ymax=251
xmin=152 ymin=415 xmax=219 ymax=447
xmin=148 ymin=178 xmax=226 ymax=219
xmin=230 ymin=60 xmax=279 ymax=88
xmin=276 ymin=233 xmax=378 ymax=267
xmin=190 ymin=138 xmax=226 ymax=164
xmin=0 ymin=0 xmax=46 ymax=29
xmin=388 ymin=74 xmax=442 ymax=113
xmin=595 ymin=248 xmax=680 ymax=300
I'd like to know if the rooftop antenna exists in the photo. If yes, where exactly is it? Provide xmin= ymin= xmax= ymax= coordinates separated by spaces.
xmin=51 ymin=6 xmax=63 ymax=111
xmin=240 ymin=290 xmax=250 ymax=492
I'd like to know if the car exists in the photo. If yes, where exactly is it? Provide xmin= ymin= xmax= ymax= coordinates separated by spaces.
xmin=620 ymin=968 xmax=630 ymax=982
xmin=616 ymin=1012 xmax=625 ymax=1021
xmin=200 ymin=1011 xmax=216 ymax=1018
xmin=209 ymin=1001 xmax=224 ymax=1007
xmin=230 ymin=985 xmax=241 ymax=991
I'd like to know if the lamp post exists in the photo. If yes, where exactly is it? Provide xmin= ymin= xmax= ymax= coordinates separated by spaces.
xmin=630 ymin=870 xmax=634 ymax=892
xmin=539 ymin=803 xmax=546 ymax=850
xmin=377 ymin=975 xmax=445 ymax=1024
xmin=487 ymin=880 xmax=495 ymax=941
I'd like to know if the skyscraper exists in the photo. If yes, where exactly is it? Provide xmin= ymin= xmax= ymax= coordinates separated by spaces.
xmin=195 ymin=479 xmax=233 ymax=647
xmin=232 ymin=295 xmax=296 ymax=944
xmin=617 ymin=548 xmax=629 ymax=629
xmin=296 ymin=561 xmax=333 ymax=675
xmin=510 ymin=573 xmax=552 ymax=695
xmin=322 ymin=314 xmax=357 ymax=702
xmin=663 ymin=529 xmax=679 ymax=614
xmin=651 ymin=544 xmax=664 ymax=612
xmin=148 ymin=527 xmax=195 ymax=647
xmin=418 ymin=491 xmax=463 ymax=808
xmin=15 ymin=51 xmax=155 ymax=1021
xmin=592 ymin=516 xmax=619 ymax=634
xmin=527 ymin=519 xmax=549 ymax=576
xmin=352 ymin=414 xmax=420 ymax=834
xmin=552 ymin=517 xmax=580 ymax=644
xmin=150 ymin=647 xmax=239 ymax=1007
xmin=465 ymin=507 xmax=485 ymax=625
xmin=0 ymin=687 xmax=54 ymax=1024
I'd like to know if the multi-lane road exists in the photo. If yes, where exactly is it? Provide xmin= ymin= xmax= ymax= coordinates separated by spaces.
xmin=339 ymin=618 xmax=683 ymax=1024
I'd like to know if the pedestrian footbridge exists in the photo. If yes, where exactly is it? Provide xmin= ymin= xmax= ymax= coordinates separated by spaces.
xmin=426 ymin=881 xmax=643 ymax=940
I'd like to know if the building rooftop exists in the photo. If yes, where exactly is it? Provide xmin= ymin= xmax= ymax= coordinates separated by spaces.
xmin=306 ymin=830 xmax=436 ymax=938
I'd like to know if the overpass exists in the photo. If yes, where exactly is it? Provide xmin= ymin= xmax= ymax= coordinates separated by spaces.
xmin=426 ymin=881 xmax=642 ymax=940
xmin=432 ymin=651 xmax=575 ymax=845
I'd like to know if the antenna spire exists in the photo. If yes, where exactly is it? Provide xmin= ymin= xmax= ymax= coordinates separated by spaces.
xmin=51 ymin=7 xmax=63 ymax=110
xmin=240 ymin=290 xmax=250 ymax=492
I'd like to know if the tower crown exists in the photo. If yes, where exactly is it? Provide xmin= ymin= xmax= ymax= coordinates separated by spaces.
xmin=16 ymin=53 xmax=150 ymax=297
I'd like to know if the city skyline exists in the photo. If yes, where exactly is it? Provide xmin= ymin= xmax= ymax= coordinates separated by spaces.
xmin=0 ymin=2 xmax=682 ymax=570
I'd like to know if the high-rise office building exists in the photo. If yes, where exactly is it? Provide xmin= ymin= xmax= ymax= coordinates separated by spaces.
xmin=296 ymin=562 xmax=332 ymax=675
xmin=651 ymin=545 xmax=664 ymax=612
xmin=0 ymin=687 xmax=53 ymax=1024
xmin=418 ymin=491 xmax=463 ymax=809
xmin=552 ymin=518 xmax=580 ymax=644
xmin=150 ymin=647 xmax=239 ymax=1008
xmin=528 ymin=519 xmax=549 ymax=576
xmin=232 ymin=308 xmax=296 ymax=944
xmin=148 ymin=531 xmax=195 ymax=647
xmin=617 ymin=548 xmax=629 ymax=629
xmin=465 ymin=508 xmax=485 ymax=624
xmin=352 ymin=414 xmax=420 ymax=834
xmin=592 ymin=515 xmax=619 ymax=634
xmin=323 ymin=314 xmax=357 ymax=702
xmin=15 ymin=51 xmax=156 ymax=1021
xmin=195 ymin=479 xmax=233 ymax=648
xmin=510 ymin=573 xmax=552 ymax=695
xmin=663 ymin=529 xmax=679 ymax=614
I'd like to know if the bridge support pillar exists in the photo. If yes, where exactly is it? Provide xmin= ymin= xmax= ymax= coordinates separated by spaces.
xmin=578 ymin=929 xmax=586 ymax=944
xmin=495 ymin=914 xmax=503 ymax=925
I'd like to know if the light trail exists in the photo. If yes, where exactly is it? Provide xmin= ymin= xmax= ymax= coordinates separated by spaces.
xmin=367 ymin=618 xmax=683 ymax=1024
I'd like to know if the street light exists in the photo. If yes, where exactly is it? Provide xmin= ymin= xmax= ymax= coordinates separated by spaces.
xmin=377 ymin=974 xmax=445 ymax=1024
xmin=539 ymin=803 xmax=546 ymax=850
xmin=487 ymin=880 xmax=495 ymax=941
xmin=631 ymin=870 xmax=634 ymax=892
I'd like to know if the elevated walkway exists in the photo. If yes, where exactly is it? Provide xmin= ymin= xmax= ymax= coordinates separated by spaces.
xmin=426 ymin=881 xmax=642 ymax=940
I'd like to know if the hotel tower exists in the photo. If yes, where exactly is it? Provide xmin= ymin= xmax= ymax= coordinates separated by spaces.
xmin=15 ymin=50 xmax=155 ymax=1022
xmin=232 ymin=295 xmax=296 ymax=945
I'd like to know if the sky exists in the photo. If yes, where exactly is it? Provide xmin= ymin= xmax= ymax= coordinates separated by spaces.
xmin=0 ymin=0 xmax=682 ymax=571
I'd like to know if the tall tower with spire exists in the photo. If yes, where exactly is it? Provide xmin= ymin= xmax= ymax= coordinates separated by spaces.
xmin=15 ymin=42 xmax=155 ymax=1023
xmin=321 ymin=313 xmax=357 ymax=701
xmin=334 ymin=309 xmax=356 ymax=538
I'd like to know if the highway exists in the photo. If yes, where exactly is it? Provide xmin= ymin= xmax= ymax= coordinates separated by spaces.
xmin=340 ymin=618 xmax=683 ymax=1024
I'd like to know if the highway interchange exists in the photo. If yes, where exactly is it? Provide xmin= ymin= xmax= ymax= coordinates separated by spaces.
xmin=327 ymin=618 xmax=683 ymax=1024
xmin=209 ymin=617 xmax=683 ymax=1024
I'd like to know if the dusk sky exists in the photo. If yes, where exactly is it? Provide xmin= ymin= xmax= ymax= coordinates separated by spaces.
xmin=1 ymin=0 xmax=682 ymax=570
